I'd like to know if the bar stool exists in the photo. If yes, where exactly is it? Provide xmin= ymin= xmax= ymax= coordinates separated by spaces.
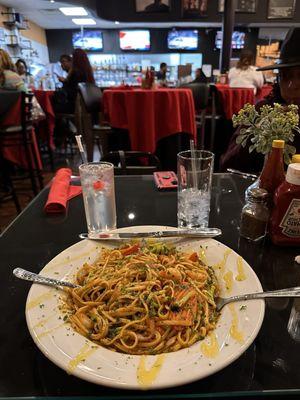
xmin=78 ymin=83 xmax=112 ymax=161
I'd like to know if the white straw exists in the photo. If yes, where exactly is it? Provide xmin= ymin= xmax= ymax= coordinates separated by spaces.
xmin=75 ymin=135 xmax=88 ymax=164
xmin=190 ymin=139 xmax=197 ymax=190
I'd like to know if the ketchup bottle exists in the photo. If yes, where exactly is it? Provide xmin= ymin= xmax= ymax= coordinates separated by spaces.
xmin=259 ymin=139 xmax=285 ymax=199
xmin=270 ymin=163 xmax=300 ymax=246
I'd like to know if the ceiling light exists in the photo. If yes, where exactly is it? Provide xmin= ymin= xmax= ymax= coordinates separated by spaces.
xmin=60 ymin=7 xmax=88 ymax=16
xmin=72 ymin=18 xmax=96 ymax=25
xmin=50 ymin=0 xmax=55 ymax=3
xmin=115 ymin=21 xmax=120 ymax=24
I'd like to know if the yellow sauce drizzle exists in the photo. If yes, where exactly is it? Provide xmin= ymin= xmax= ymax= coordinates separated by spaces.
xmin=36 ymin=323 xmax=65 ymax=339
xmin=33 ymin=314 xmax=56 ymax=329
xmin=26 ymin=292 xmax=53 ymax=310
xmin=235 ymin=256 xmax=246 ymax=281
xmin=223 ymin=271 xmax=233 ymax=293
xmin=200 ymin=332 xmax=219 ymax=358
xmin=229 ymin=304 xmax=244 ymax=344
xmin=198 ymin=248 xmax=207 ymax=265
xmin=137 ymin=354 xmax=165 ymax=387
xmin=67 ymin=343 xmax=97 ymax=374
xmin=213 ymin=249 xmax=232 ymax=275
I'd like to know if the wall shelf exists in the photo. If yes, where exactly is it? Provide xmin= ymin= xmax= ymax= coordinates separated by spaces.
xmin=3 ymin=20 xmax=28 ymax=30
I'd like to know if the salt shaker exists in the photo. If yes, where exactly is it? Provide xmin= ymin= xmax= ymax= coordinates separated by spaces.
xmin=240 ymin=188 xmax=269 ymax=241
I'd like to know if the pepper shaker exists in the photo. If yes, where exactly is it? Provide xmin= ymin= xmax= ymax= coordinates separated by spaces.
xmin=240 ymin=188 xmax=269 ymax=241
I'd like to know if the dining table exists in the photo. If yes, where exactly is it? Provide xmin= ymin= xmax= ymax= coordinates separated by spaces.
xmin=215 ymin=84 xmax=274 ymax=120
xmin=1 ymin=173 xmax=300 ymax=399
xmin=102 ymin=88 xmax=197 ymax=153
xmin=33 ymin=89 xmax=55 ymax=149
xmin=215 ymin=84 xmax=255 ymax=120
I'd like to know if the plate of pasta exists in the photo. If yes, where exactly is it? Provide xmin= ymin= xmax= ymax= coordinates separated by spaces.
xmin=25 ymin=225 xmax=265 ymax=390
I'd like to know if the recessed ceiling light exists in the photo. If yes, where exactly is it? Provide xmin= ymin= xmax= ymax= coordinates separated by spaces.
xmin=60 ymin=7 xmax=88 ymax=16
xmin=72 ymin=18 xmax=96 ymax=25
xmin=115 ymin=21 xmax=120 ymax=24
xmin=50 ymin=0 xmax=55 ymax=3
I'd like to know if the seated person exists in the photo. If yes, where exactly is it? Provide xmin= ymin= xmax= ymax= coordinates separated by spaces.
xmin=0 ymin=49 xmax=26 ymax=91
xmin=15 ymin=58 xmax=35 ymax=88
xmin=52 ymin=48 xmax=95 ymax=114
xmin=192 ymin=68 xmax=208 ymax=84
xmin=220 ymin=29 xmax=300 ymax=173
xmin=228 ymin=49 xmax=264 ymax=94
xmin=156 ymin=62 xmax=167 ymax=81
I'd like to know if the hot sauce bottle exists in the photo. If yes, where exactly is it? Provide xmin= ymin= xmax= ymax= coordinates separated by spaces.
xmin=259 ymin=140 xmax=285 ymax=198
xmin=270 ymin=163 xmax=300 ymax=246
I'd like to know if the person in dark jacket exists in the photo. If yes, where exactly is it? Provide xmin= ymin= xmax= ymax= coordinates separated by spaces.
xmin=220 ymin=28 xmax=300 ymax=173
xmin=192 ymin=68 xmax=207 ymax=83
xmin=53 ymin=48 xmax=95 ymax=114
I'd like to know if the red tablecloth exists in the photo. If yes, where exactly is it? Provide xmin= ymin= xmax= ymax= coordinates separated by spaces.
xmin=103 ymin=88 xmax=197 ymax=152
xmin=215 ymin=84 xmax=255 ymax=120
xmin=0 ymin=96 xmax=42 ymax=170
xmin=34 ymin=90 xmax=55 ymax=149
xmin=255 ymin=85 xmax=273 ymax=102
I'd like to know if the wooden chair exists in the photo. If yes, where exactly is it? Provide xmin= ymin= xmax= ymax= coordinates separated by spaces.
xmin=101 ymin=150 xmax=161 ymax=175
xmin=0 ymin=91 xmax=43 ymax=195
xmin=78 ymin=83 xmax=112 ymax=162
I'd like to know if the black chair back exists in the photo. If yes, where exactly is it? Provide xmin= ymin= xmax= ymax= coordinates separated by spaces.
xmin=181 ymin=83 xmax=210 ymax=111
xmin=0 ymin=90 xmax=22 ymax=120
xmin=102 ymin=151 xmax=161 ymax=175
xmin=78 ymin=82 xmax=103 ymax=114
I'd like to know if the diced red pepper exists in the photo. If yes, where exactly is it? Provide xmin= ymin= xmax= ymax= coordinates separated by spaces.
xmin=93 ymin=180 xmax=105 ymax=191
xmin=189 ymin=252 xmax=198 ymax=262
xmin=120 ymin=244 xmax=140 ymax=256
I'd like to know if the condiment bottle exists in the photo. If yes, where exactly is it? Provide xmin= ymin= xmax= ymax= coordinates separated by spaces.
xmin=292 ymin=154 xmax=300 ymax=163
xmin=259 ymin=139 xmax=285 ymax=198
xmin=240 ymin=188 xmax=269 ymax=241
xmin=270 ymin=163 xmax=300 ymax=246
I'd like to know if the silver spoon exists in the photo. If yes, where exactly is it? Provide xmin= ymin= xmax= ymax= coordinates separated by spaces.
xmin=13 ymin=268 xmax=79 ymax=289
xmin=216 ymin=287 xmax=300 ymax=312
xmin=13 ymin=268 xmax=300 ymax=312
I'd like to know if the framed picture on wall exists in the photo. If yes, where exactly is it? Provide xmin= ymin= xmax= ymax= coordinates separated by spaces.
xmin=267 ymin=0 xmax=295 ymax=19
xmin=181 ymin=0 xmax=208 ymax=18
xmin=135 ymin=0 xmax=170 ymax=13
xmin=218 ymin=0 xmax=256 ymax=13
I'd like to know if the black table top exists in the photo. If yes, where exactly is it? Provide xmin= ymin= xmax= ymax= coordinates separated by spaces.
xmin=1 ymin=174 xmax=300 ymax=399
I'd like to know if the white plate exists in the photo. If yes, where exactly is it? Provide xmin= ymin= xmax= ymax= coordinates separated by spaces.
xmin=25 ymin=225 xmax=265 ymax=390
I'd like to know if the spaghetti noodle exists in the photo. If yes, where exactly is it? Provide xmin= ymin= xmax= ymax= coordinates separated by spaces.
xmin=64 ymin=241 xmax=220 ymax=355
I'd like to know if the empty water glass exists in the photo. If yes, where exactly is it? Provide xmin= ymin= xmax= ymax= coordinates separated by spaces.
xmin=79 ymin=162 xmax=116 ymax=237
xmin=177 ymin=150 xmax=214 ymax=228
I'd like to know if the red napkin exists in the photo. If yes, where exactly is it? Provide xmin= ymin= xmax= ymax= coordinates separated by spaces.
xmin=44 ymin=168 xmax=82 ymax=214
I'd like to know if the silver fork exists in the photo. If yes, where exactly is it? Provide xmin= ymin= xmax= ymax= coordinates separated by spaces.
xmin=216 ymin=287 xmax=300 ymax=311
xmin=13 ymin=268 xmax=80 ymax=289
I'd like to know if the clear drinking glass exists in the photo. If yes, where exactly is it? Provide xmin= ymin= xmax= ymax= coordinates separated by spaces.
xmin=177 ymin=150 xmax=214 ymax=228
xmin=79 ymin=162 xmax=116 ymax=237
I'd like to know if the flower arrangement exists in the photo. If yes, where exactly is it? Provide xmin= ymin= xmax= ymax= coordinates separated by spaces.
xmin=233 ymin=103 xmax=300 ymax=164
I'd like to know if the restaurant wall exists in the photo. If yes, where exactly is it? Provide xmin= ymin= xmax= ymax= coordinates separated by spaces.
xmin=96 ymin=0 xmax=300 ymax=25
xmin=46 ymin=27 xmax=258 ymax=69
xmin=0 ymin=4 xmax=49 ymax=66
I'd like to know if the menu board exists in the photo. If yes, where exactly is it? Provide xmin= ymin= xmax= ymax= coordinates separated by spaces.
xmin=267 ymin=0 xmax=295 ymax=19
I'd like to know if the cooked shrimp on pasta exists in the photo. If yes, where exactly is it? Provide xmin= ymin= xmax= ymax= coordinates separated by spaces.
xmin=64 ymin=242 xmax=220 ymax=355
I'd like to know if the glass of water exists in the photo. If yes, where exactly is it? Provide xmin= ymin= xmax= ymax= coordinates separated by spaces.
xmin=79 ymin=162 xmax=116 ymax=237
xmin=177 ymin=150 xmax=214 ymax=228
